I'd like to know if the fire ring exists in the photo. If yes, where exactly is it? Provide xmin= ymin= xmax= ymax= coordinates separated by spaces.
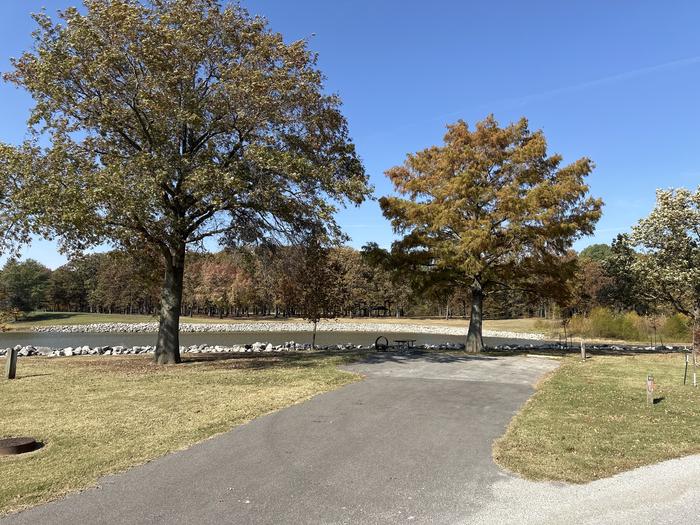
xmin=374 ymin=336 xmax=389 ymax=352
xmin=0 ymin=437 xmax=40 ymax=455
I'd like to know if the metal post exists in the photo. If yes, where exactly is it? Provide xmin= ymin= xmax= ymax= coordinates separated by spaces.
xmin=4 ymin=347 xmax=18 ymax=380
xmin=684 ymin=352 xmax=689 ymax=385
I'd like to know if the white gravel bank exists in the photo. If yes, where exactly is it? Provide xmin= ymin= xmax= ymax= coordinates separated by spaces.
xmin=31 ymin=320 xmax=546 ymax=340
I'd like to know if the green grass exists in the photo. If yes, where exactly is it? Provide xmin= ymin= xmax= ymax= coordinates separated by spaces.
xmin=493 ymin=353 xmax=700 ymax=483
xmin=0 ymin=352 xmax=362 ymax=515
xmin=5 ymin=311 xmax=251 ymax=330
xmin=483 ymin=318 xmax=546 ymax=334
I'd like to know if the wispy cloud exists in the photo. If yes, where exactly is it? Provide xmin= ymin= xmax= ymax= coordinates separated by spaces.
xmin=678 ymin=171 xmax=700 ymax=184
xmin=494 ymin=55 xmax=700 ymax=109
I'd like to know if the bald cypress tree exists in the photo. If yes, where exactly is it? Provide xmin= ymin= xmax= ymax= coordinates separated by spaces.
xmin=380 ymin=116 xmax=602 ymax=352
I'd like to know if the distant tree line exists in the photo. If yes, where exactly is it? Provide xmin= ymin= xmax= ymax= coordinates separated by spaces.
xmin=0 ymin=244 xmax=556 ymax=321
xmin=0 ymin=246 xmax=418 ymax=319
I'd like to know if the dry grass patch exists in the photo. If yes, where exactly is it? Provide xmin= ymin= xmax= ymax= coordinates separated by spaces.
xmin=0 ymin=352 xmax=361 ymax=515
xmin=361 ymin=316 xmax=547 ymax=333
xmin=493 ymin=353 xmax=700 ymax=483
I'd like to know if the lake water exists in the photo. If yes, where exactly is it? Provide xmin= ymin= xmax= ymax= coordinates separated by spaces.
xmin=0 ymin=331 xmax=544 ymax=349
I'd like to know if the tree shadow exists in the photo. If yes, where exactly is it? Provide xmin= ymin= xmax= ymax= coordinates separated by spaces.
xmin=181 ymin=350 xmax=370 ymax=371
xmin=357 ymin=350 xmax=497 ymax=365
xmin=14 ymin=373 xmax=53 ymax=380
xmin=22 ymin=312 xmax=78 ymax=322
xmin=485 ymin=346 xmax=688 ymax=357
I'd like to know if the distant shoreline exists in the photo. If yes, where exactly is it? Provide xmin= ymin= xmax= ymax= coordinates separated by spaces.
xmin=31 ymin=320 xmax=546 ymax=340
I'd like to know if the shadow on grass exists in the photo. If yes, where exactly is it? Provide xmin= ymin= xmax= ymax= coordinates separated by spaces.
xmin=182 ymin=349 xmax=500 ymax=372
xmin=19 ymin=312 xmax=78 ymax=323
xmin=14 ymin=373 xmax=53 ymax=380
xmin=182 ymin=350 xmax=370 ymax=370
xmin=64 ymin=351 xmax=368 ymax=375
xmin=484 ymin=346 xmax=689 ymax=358
xmin=186 ymin=348 xmax=557 ymax=371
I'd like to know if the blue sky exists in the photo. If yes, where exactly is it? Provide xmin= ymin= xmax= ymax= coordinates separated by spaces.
xmin=1 ymin=0 xmax=699 ymax=268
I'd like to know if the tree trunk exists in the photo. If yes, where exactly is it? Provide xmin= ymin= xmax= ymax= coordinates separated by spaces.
xmin=312 ymin=320 xmax=318 ymax=349
xmin=466 ymin=285 xmax=484 ymax=353
xmin=155 ymin=248 xmax=185 ymax=365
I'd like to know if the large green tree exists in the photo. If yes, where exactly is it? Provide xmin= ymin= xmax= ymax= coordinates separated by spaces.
xmin=600 ymin=233 xmax=651 ymax=313
xmin=1 ymin=0 xmax=369 ymax=363
xmin=380 ymin=116 xmax=602 ymax=352
xmin=579 ymin=243 xmax=612 ymax=263
xmin=631 ymin=187 xmax=700 ymax=371
xmin=0 ymin=259 xmax=51 ymax=313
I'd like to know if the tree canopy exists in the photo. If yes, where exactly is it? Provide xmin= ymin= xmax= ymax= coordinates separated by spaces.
xmin=380 ymin=115 xmax=602 ymax=351
xmin=0 ymin=259 xmax=51 ymax=314
xmin=0 ymin=0 xmax=369 ymax=363
xmin=579 ymin=243 xmax=613 ymax=263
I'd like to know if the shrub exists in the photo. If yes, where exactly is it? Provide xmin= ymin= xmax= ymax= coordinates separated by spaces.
xmin=586 ymin=307 xmax=639 ymax=340
xmin=661 ymin=314 xmax=691 ymax=341
xmin=567 ymin=314 xmax=590 ymax=337
xmin=533 ymin=318 xmax=560 ymax=333
xmin=570 ymin=308 xmax=640 ymax=340
xmin=564 ymin=308 xmax=691 ymax=342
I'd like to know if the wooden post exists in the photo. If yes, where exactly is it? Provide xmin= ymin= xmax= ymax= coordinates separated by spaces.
xmin=693 ymin=310 xmax=699 ymax=388
xmin=580 ymin=340 xmax=586 ymax=361
xmin=4 ymin=348 xmax=18 ymax=380
xmin=646 ymin=374 xmax=654 ymax=406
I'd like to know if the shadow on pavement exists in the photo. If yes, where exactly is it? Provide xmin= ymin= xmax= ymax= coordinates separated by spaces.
xmin=360 ymin=350 xmax=497 ymax=365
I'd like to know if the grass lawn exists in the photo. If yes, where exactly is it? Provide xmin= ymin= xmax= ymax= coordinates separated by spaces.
xmin=493 ymin=353 xmax=700 ymax=483
xmin=0 ymin=352 xmax=361 ymax=515
xmin=6 ymin=311 xmax=549 ymax=334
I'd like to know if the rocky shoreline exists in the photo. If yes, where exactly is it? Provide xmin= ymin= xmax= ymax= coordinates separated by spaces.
xmin=30 ymin=320 xmax=546 ymax=340
xmin=0 ymin=341 xmax=466 ymax=358
xmin=0 ymin=340 xmax=688 ymax=359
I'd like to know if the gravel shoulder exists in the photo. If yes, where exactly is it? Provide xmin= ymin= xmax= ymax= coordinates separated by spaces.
xmin=470 ymin=455 xmax=700 ymax=524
